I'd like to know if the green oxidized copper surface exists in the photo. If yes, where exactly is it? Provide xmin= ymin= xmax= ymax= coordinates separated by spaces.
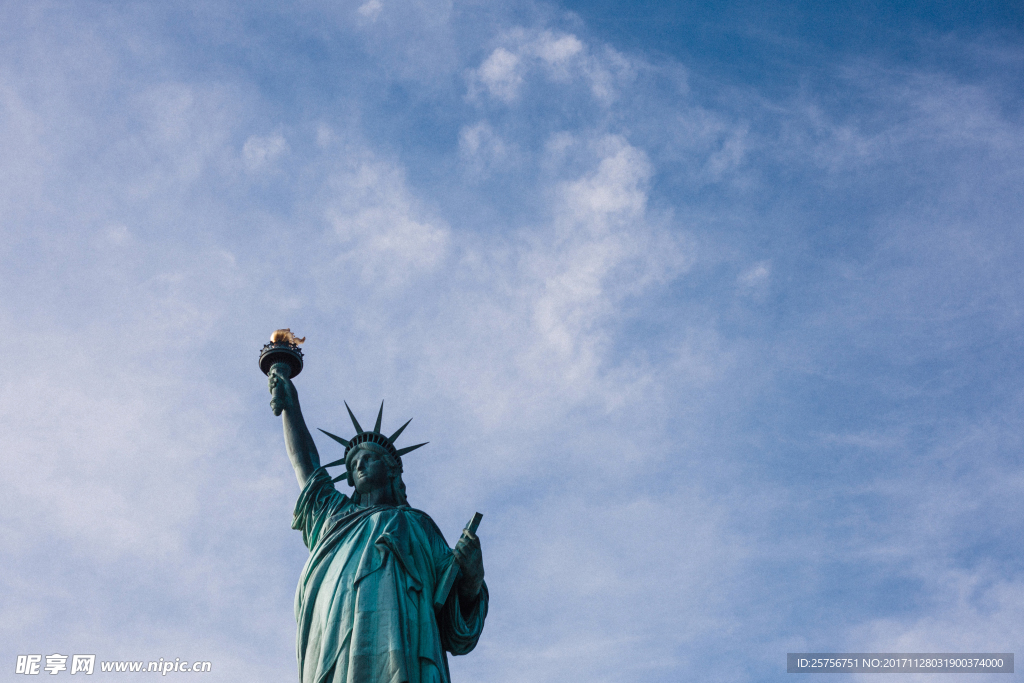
xmin=265 ymin=332 xmax=487 ymax=683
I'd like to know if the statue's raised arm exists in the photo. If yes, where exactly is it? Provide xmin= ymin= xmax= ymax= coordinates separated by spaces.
xmin=262 ymin=329 xmax=320 ymax=487
xmin=268 ymin=365 xmax=321 ymax=487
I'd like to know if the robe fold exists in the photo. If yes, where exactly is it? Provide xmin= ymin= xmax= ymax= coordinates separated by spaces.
xmin=292 ymin=467 xmax=487 ymax=683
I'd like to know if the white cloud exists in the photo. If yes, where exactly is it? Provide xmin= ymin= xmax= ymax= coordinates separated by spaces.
xmin=705 ymin=122 xmax=748 ymax=178
xmin=242 ymin=133 xmax=289 ymax=172
xmin=738 ymin=261 xmax=770 ymax=287
xmin=402 ymin=136 xmax=692 ymax=436
xmin=476 ymin=47 xmax=523 ymax=103
xmin=534 ymin=32 xmax=583 ymax=65
xmin=559 ymin=137 xmax=651 ymax=223
xmin=323 ymin=155 xmax=450 ymax=288
xmin=458 ymin=120 xmax=514 ymax=173
xmin=357 ymin=0 xmax=383 ymax=20
xmin=848 ymin=569 xmax=1023 ymax=683
xmin=468 ymin=29 xmax=632 ymax=105
xmin=738 ymin=261 xmax=771 ymax=301
xmin=528 ymin=140 xmax=664 ymax=371
xmin=124 ymin=83 xmax=239 ymax=189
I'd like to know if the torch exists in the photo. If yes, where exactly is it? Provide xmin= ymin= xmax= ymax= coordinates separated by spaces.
xmin=260 ymin=329 xmax=305 ymax=413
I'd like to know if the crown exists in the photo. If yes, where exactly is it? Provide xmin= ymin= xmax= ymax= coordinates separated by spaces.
xmin=318 ymin=401 xmax=427 ymax=485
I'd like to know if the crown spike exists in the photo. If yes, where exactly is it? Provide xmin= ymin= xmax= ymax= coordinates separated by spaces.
xmin=331 ymin=473 xmax=352 ymax=485
xmin=321 ymin=457 xmax=347 ymax=468
xmin=374 ymin=401 xmax=384 ymax=434
xmin=344 ymin=401 xmax=363 ymax=434
xmin=395 ymin=442 xmax=428 ymax=457
xmin=387 ymin=418 xmax=413 ymax=444
xmin=317 ymin=428 xmax=350 ymax=448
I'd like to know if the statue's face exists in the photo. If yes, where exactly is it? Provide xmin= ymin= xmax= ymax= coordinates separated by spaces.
xmin=350 ymin=446 xmax=391 ymax=494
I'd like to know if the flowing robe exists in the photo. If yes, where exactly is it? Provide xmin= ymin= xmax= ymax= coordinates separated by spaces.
xmin=292 ymin=468 xmax=488 ymax=683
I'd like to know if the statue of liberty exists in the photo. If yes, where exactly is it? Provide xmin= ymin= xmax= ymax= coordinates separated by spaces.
xmin=262 ymin=332 xmax=487 ymax=683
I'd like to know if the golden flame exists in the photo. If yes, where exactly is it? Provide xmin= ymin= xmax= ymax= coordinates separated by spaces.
xmin=271 ymin=328 xmax=305 ymax=345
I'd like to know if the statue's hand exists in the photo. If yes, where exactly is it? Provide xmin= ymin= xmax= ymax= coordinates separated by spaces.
xmin=268 ymin=366 xmax=297 ymax=416
xmin=454 ymin=529 xmax=484 ymax=602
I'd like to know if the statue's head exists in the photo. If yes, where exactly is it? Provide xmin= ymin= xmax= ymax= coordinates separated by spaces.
xmin=318 ymin=401 xmax=424 ymax=507
xmin=345 ymin=441 xmax=408 ymax=505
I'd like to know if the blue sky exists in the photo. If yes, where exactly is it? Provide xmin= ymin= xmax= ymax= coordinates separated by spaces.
xmin=1 ymin=0 xmax=1022 ymax=681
